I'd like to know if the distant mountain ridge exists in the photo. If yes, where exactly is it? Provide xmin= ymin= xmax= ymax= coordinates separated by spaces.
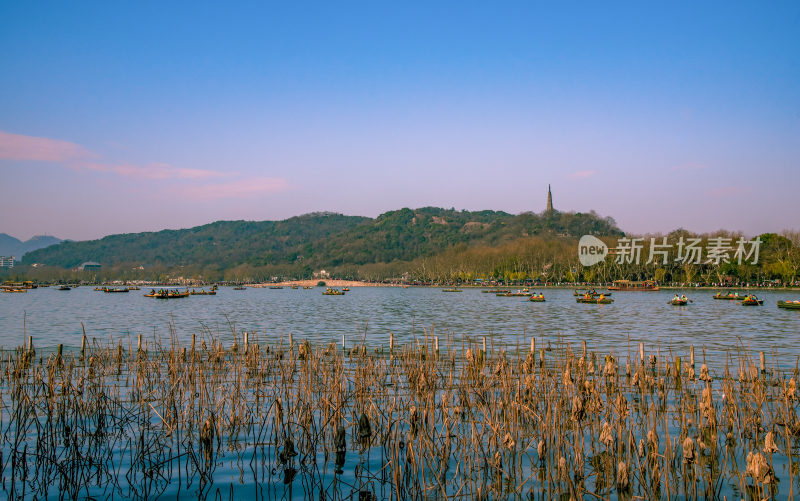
xmin=21 ymin=208 xmax=621 ymax=273
xmin=0 ymin=234 xmax=62 ymax=260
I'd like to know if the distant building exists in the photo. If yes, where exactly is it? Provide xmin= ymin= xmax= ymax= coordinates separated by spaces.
xmin=546 ymin=184 xmax=554 ymax=212
xmin=79 ymin=261 xmax=101 ymax=271
xmin=0 ymin=256 xmax=14 ymax=269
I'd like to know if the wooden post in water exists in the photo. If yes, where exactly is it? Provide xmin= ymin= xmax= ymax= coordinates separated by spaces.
xmin=27 ymin=335 xmax=33 ymax=356
xmin=639 ymin=342 xmax=644 ymax=366
xmin=482 ymin=336 xmax=487 ymax=355
xmin=675 ymin=356 xmax=681 ymax=377
xmin=389 ymin=332 xmax=394 ymax=354
xmin=191 ymin=333 xmax=196 ymax=353
xmin=581 ymin=340 xmax=586 ymax=358
xmin=342 ymin=334 xmax=346 ymax=351
xmin=244 ymin=331 xmax=249 ymax=354
xmin=435 ymin=336 xmax=439 ymax=358
xmin=288 ymin=332 xmax=293 ymax=349
xmin=690 ymin=346 xmax=695 ymax=370
xmin=531 ymin=338 xmax=536 ymax=354
xmin=760 ymin=351 xmax=766 ymax=374
xmin=81 ymin=321 xmax=87 ymax=360
xmin=57 ymin=344 xmax=63 ymax=366
xmin=137 ymin=334 xmax=142 ymax=353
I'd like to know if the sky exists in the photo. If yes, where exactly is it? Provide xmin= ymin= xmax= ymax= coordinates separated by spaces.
xmin=1 ymin=2 xmax=798 ymax=241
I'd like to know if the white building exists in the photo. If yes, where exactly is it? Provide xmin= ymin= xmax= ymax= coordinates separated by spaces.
xmin=0 ymin=256 xmax=14 ymax=269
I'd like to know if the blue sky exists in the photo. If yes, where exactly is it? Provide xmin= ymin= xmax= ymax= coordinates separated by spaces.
xmin=1 ymin=2 xmax=798 ymax=240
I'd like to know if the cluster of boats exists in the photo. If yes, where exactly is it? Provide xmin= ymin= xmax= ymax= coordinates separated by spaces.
xmin=322 ymin=287 xmax=346 ymax=295
xmin=440 ymin=287 xmax=798 ymax=308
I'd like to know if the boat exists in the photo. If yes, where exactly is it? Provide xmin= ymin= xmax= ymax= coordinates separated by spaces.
xmin=58 ymin=285 xmax=72 ymax=291
xmin=103 ymin=287 xmax=129 ymax=293
xmin=190 ymin=289 xmax=217 ymax=295
xmin=713 ymin=292 xmax=744 ymax=300
xmin=341 ymin=287 xmax=350 ymax=292
xmin=483 ymin=289 xmax=510 ymax=294
xmin=442 ymin=288 xmax=462 ymax=292
xmin=608 ymin=280 xmax=659 ymax=291
xmin=291 ymin=285 xmax=299 ymax=289
xmin=573 ymin=290 xmax=612 ymax=297
xmin=233 ymin=286 xmax=246 ymax=290
xmin=777 ymin=300 xmax=800 ymax=310
xmin=528 ymin=295 xmax=546 ymax=302
xmin=741 ymin=295 xmax=763 ymax=306
xmin=668 ymin=298 xmax=689 ymax=306
xmin=497 ymin=291 xmax=532 ymax=297
xmin=323 ymin=288 xmax=345 ymax=295
xmin=128 ymin=286 xmax=140 ymax=290
xmin=303 ymin=286 xmax=313 ymax=289
xmin=576 ymin=297 xmax=614 ymax=304
xmin=144 ymin=289 xmax=189 ymax=298
xmin=2 ymin=288 xmax=26 ymax=293
xmin=269 ymin=286 xmax=283 ymax=289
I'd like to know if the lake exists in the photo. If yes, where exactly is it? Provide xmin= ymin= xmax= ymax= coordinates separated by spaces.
xmin=2 ymin=286 xmax=798 ymax=368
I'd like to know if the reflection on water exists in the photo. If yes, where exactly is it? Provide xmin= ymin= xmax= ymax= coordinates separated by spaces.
xmin=2 ymin=287 xmax=798 ymax=367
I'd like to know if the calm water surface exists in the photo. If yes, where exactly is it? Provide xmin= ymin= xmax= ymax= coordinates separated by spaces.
xmin=1 ymin=286 xmax=798 ymax=366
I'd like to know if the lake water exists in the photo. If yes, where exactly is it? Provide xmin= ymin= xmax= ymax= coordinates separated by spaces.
xmin=2 ymin=286 xmax=798 ymax=367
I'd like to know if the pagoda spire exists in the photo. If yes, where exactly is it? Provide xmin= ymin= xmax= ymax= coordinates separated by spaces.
xmin=546 ymin=184 xmax=553 ymax=212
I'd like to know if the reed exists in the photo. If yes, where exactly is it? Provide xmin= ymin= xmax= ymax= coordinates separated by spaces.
xmin=0 ymin=331 xmax=797 ymax=500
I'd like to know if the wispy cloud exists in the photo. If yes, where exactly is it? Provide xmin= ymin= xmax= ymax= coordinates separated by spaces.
xmin=1 ymin=129 xmax=226 ymax=180
xmin=567 ymin=170 xmax=596 ymax=180
xmin=82 ymin=161 xmax=226 ymax=180
xmin=2 ymin=129 xmax=288 ymax=199
xmin=0 ymin=130 xmax=94 ymax=162
xmin=180 ymin=177 xmax=290 ymax=199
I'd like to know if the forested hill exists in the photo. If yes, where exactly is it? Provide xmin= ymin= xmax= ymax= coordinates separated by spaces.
xmin=21 ymin=208 xmax=621 ymax=271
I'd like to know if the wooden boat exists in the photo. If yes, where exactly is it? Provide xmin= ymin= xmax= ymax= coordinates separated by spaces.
xmin=668 ymin=298 xmax=689 ymax=306
xmin=2 ymin=288 xmax=26 ymax=293
xmin=482 ymin=289 xmax=510 ymax=294
xmin=741 ymin=296 xmax=763 ymax=306
xmin=269 ymin=286 xmax=283 ymax=289
xmin=323 ymin=288 xmax=345 ymax=295
xmin=609 ymin=280 xmax=659 ymax=291
xmin=303 ymin=286 xmax=313 ymax=289
xmin=58 ymin=285 xmax=71 ymax=291
xmin=528 ymin=295 xmax=546 ymax=302
xmin=576 ymin=297 xmax=614 ymax=304
xmin=128 ymin=286 xmax=140 ymax=290
xmin=341 ymin=287 xmax=350 ymax=292
xmin=573 ymin=290 xmax=612 ymax=297
xmin=777 ymin=300 xmax=800 ymax=310
xmin=144 ymin=289 xmax=189 ymax=298
xmin=103 ymin=287 xmax=129 ymax=293
xmin=713 ymin=292 xmax=744 ymax=300
xmin=442 ymin=288 xmax=462 ymax=292
xmin=233 ymin=286 xmax=246 ymax=290
xmin=497 ymin=292 xmax=532 ymax=297
xmin=190 ymin=289 xmax=216 ymax=295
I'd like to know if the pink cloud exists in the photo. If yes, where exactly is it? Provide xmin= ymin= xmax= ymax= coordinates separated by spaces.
xmin=567 ymin=170 xmax=596 ymax=180
xmin=82 ymin=161 xmax=226 ymax=180
xmin=180 ymin=177 xmax=290 ymax=199
xmin=1 ymin=130 xmax=228 ymax=180
xmin=0 ymin=130 xmax=94 ymax=162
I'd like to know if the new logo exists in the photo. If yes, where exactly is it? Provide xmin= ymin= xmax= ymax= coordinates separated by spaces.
xmin=578 ymin=235 xmax=608 ymax=266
